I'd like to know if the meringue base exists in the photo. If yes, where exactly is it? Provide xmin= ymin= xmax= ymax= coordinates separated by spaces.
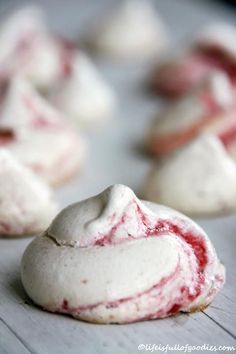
xmin=29 ymin=298 xmax=210 ymax=325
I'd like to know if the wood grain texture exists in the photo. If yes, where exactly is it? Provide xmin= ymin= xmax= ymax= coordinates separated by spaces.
xmin=0 ymin=0 xmax=236 ymax=353
xmin=0 ymin=319 xmax=30 ymax=354
xmin=197 ymin=215 xmax=236 ymax=339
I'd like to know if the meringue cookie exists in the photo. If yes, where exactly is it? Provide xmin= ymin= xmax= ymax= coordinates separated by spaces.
xmin=147 ymin=72 xmax=233 ymax=155
xmin=143 ymin=135 xmax=236 ymax=216
xmin=51 ymin=53 xmax=116 ymax=127
xmin=21 ymin=184 xmax=225 ymax=324
xmin=0 ymin=6 xmax=73 ymax=91
xmin=88 ymin=0 xmax=167 ymax=60
xmin=0 ymin=149 xmax=57 ymax=237
xmin=149 ymin=22 xmax=236 ymax=97
xmin=0 ymin=75 xmax=86 ymax=185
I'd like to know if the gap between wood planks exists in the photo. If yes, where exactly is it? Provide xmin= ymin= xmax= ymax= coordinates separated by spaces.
xmin=201 ymin=310 xmax=236 ymax=340
xmin=0 ymin=317 xmax=35 ymax=354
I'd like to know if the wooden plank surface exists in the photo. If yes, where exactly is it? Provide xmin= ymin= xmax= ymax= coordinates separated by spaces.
xmin=198 ymin=215 xmax=236 ymax=339
xmin=0 ymin=319 xmax=30 ymax=354
xmin=0 ymin=0 xmax=236 ymax=353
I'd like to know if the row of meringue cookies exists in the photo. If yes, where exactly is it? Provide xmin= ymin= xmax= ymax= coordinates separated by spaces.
xmin=0 ymin=5 xmax=116 ymax=127
xmin=0 ymin=2 xmax=226 ymax=324
xmin=142 ymin=22 xmax=236 ymax=217
xmin=0 ymin=0 xmax=171 ymax=234
xmin=0 ymin=5 xmax=120 ymax=235
xmin=0 ymin=152 xmax=225 ymax=322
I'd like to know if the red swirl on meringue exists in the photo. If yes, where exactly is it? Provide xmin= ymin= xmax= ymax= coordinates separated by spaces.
xmin=146 ymin=71 xmax=236 ymax=156
xmin=0 ymin=75 xmax=86 ymax=185
xmin=21 ymin=185 xmax=225 ymax=324
xmin=150 ymin=23 xmax=236 ymax=97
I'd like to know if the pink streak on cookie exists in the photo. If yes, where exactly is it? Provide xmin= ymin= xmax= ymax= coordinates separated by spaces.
xmin=151 ymin=45 xmax=236 ymax=98
xmin=149 ymin=87 xmax=226 ymax=155
xmin=56 ymin=37 xmax=75 ymax=79
xmin=23 ymin=95 xmax=62 ymax=129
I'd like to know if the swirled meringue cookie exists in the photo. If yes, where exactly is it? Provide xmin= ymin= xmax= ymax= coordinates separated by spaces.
xmin=88 ymin=0 xmax=167 ymax=61
xmin=21 ymin=184 xmax=225 ymax=324
xmin=146 ymin=72 xmax=233 ymax=155
xmin=149 ymin=22 xmax=236 ymax=97
xmin=143 ymin=135 xmax=236 ymax=216
xmin=0 ymin=6 xmax=74 ymax=91
xmin=0 ymin=75 xmax=86 ymax=185
xmin=0 ymin=149 xmax=57 ymax=237
xmin=51 ymin=53 xmax=116 ymax=127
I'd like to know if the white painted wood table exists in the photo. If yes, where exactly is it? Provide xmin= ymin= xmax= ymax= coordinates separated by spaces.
xmin=0 ymin=0 xmax=236 ymax=353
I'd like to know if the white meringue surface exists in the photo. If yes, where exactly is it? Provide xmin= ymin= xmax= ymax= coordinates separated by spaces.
xmin=143 ymin=135 xmax=236 ymax=216
xmin=0 ymin=75 xmax=61 ymax=129
xmin=0 ymin=75 xmax=86 ymax=185
xmin=0 ymin=149 xmax=57 ymax=236
xmin=21 ymin=34 xmax=64 ymax=91
xmin=4 ymin=129 xmax=85 ymax=186
xmin=89 ymin=0 xmax=167 ymax=60
xmin=21 ymin=184 xmax=225 ymax=324
xmin=52 ymin=53 xmax=116 ymax=126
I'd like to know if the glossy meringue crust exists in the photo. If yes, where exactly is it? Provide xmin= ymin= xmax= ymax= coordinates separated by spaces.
xmin=21 ymin=185 xmax=225 ymax=324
